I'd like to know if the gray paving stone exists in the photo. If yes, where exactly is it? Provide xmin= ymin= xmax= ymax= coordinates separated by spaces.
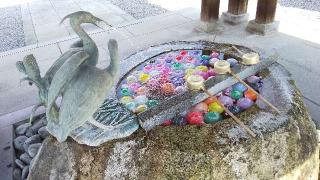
xmin=175 ymin=7 xmax=201 ymax=20
xmin=0 ymin=125 xmax=14 ymax=180
xmin=277 ymin=56 xmax=320 ymax=104
xmin=97 ymin=13 xmax=128 ymax=26
xmin=32 ymin=15 xmax=61 ymax=27
xmin=124 ymin=13 xmax=191 ymax=35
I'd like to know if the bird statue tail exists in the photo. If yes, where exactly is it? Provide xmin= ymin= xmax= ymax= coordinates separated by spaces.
xmin=16 ymin=54 xmax=48 ymax=123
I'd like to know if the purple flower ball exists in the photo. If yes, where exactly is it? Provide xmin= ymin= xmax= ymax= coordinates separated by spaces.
xmin=218 ymin=95 xmax=234 ymax=107
xmin=237 ymin=97 xmax=254 ymax=110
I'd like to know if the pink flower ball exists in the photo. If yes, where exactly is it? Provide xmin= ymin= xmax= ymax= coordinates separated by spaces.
xmin=155 ymin=63 xmax=165 ymax=71
xmin=211 ymin=51 xmax=219 ymax=58
xmin=190 ymin=102 xmax=208 ymax=113
xmin=129 ymin=83 xmax=141 ymax=92
xmin=143 ymin=65 xmax=153 ymax=73
xmin=185 ymin=56 xmax=194 ymax=63
xmin=207 ymin=69 xmax=216 ymax=77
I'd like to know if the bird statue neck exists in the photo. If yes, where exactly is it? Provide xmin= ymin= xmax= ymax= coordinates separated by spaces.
xmin=73 ymin=23 xmax=99 ymax=66
xmin=106 ymin=40 xmax=119 ymax=79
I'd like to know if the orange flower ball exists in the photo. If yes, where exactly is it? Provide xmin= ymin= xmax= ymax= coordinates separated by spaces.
xmin=204 ymin=97 xmax=217 ymax=105
xmin=244 ymin=89 xmax=257 ymax=101
xmin=136 ymin=86 xmax=147 ymax=95
xmin=190 ymin=102 xmax=208 ymax=113
xmin=161 ymin=83 xmax=175 ymax=94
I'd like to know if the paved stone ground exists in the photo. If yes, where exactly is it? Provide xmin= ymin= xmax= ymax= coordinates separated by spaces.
xmin=0 ymin=6 xmax=25 ymax=52
xmin=20 ymin=0 xmax=136 ymax=45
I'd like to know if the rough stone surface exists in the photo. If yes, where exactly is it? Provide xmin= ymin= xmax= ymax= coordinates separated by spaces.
xmin=28 ymin=64 xmax=319 ymax=179
xmin=13 ymin=136 xmax=28 ymax=151
xmin=28 ymin=143 xmax=42 ymax=158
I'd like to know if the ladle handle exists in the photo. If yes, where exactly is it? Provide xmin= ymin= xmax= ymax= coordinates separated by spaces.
xmin=202 ymin=88 xmax=256 ymax=137
xmin=228 ymin=71 xmax=281 ymax=114
xmin=232 ymin=45 xmax=244 ymax=56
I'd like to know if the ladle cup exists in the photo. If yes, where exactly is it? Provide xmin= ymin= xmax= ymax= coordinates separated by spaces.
xmin=232 ymin=45 xmax=260 ymax=65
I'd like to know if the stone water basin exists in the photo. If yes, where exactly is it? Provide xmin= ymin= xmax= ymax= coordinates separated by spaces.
xmin=116 ymin=48 xmax=264 ymax=128
xmin=29 ymin=41 xmax=319 ymax=179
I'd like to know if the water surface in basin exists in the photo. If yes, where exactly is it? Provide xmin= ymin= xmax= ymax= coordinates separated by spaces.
xmin=117 ymin=49 xmax=263 ymax=125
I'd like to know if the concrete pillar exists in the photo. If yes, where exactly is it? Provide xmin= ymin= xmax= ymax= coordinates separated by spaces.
xmin=199 ymin=0 xmax=222 ymax=32
xmin=247 ymin=0 xmax=279 ymax=35
xmin=222 ymin=0 xmax=249 ymax=24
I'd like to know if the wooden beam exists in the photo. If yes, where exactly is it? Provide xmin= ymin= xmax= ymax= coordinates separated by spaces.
xmin=201 ymin=0 xmax=220 ymax=22
xmin=255 ymin=0 xmax=278 ymax=24
xmin=228 ymin=0 xmax=248 ymax=15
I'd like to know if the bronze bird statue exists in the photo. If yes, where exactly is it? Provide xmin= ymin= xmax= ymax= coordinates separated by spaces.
xmin=17 ymin=12 xmax=140 ymax=145
xmin=45 ymin=12 xmax=119 ymax=142
xmin=16 ymin=11 xmax=112 ymax=123
xmin=47 ymin=39 xmax=119 ymax=142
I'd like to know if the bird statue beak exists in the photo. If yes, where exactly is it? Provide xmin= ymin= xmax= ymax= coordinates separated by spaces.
xmin=94 ymin=18 xmax=112 ymax=31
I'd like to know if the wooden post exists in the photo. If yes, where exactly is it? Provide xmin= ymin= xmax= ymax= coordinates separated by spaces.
xmin=246 ymin=0 xmax=279 ymax=34
xmin=255 ymin=0 xmax=278 ymax=24
xmin=228 ymin=0 xmax=248 ymax=15
xmin=201 ymin=0 xmax=220 ymax=22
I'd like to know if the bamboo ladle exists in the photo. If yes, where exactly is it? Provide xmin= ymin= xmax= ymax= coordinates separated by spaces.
xmin=186 ymin=75 xmax=256 ymax=137
xmin=213 ymin=60 xmax=280 ymax=114
xmin=232 ymin=45 xmax=260 ymax=65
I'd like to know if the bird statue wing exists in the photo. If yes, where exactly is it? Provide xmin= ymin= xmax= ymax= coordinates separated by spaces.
xmin=46 ymin=51 xmax=89 ymax=122
xmin=53 ymin=67 xmax=113 ymax=142
xmin=44 ymin=48 xmax=83 ymax=84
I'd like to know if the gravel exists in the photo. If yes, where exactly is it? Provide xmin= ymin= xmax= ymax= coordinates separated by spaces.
xmin=109 ymin=0 xmax=168 ymax=19
xmin=13 ymin=116 xmax=47 ymax=179
xmin=0 ymin=6 xmax=25 ymax=53
xmin=279 ymin=0 xmax=320 ymax=12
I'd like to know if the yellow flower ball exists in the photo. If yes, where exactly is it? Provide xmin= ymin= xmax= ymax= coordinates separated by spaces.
xmin=196 ymin=65 xmax=208 ymax=72
xmin=208 ymin=102 xmax=224 ymax=113
xmin=120 ymin=96 xmax=133 ymax=104
xmin=185 ymin=68 xmax=195 ymax=75
xmin=139 ymin=73 xmax=150 ymax=83
xmin=135 ymin=104 xmax=148 ymax=113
